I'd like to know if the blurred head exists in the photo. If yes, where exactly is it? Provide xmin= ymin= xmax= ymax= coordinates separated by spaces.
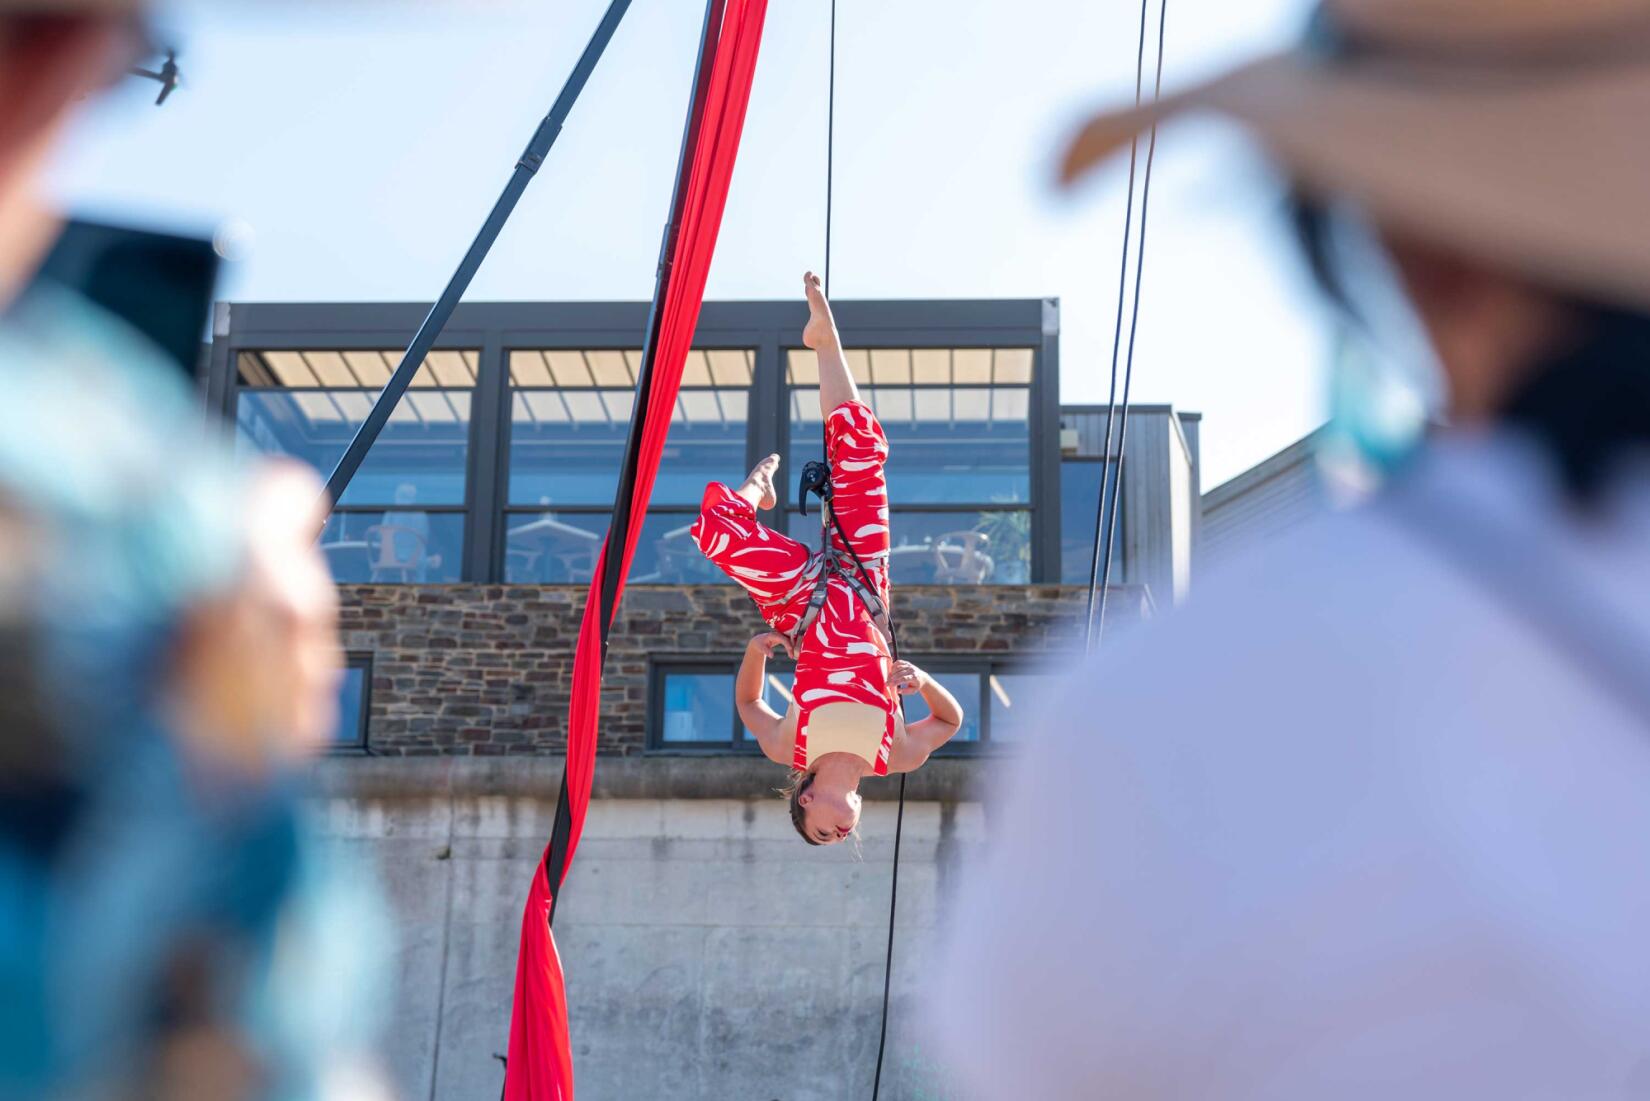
xmin=785 ymin=770 xmax=861 ymax=846
xmin=168 ymin=461 xmax=344 ymax=772
xmin=1290 ymin=192 xmax=1580 ymax=423
xmin=393 ymin=481 xmax=418 ymax=506
xmin=0 ymin=9 xmax=147 ymax=305
xmin=1062 ymin=0 xmax=1650 ymax=473
xmin=1292 ymin=189 xmax=1650 ymax=501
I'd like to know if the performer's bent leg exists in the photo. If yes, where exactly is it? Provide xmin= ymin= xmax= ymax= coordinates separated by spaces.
xmin=691 ymin=476 xmax=817 ymax=634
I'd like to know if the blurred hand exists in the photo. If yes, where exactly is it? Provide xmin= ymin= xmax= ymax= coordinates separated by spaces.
xmin=748 ymin=630 xmax=794 ymax=660
xmin=170 ymin=461 xmax=342 ymax=774
xmin=889 ymin=660 xmax=928 ymax=696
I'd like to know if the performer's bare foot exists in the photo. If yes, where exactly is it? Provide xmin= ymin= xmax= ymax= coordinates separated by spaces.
xmin=802 ymin=271 xmax=840 ymax=352
xmin=737 ymin=453 xmax=780 ymax=511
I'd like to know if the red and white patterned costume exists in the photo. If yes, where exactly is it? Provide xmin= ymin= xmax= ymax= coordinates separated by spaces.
xmin=690 ymin=400 xmax=896 ymax=774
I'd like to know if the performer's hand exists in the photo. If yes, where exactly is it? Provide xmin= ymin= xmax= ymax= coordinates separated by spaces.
xmin=749 ymin=631 xmax=794 ymax=660
xmin=889 ymin=660 xmax=928 ymax=696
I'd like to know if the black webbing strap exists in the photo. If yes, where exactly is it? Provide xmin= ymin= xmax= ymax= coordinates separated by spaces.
xmin=542 ymin=0 xmax=727 ymax=925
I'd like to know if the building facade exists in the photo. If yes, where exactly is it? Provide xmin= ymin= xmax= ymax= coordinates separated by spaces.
xmin=1200 ymin=427 xmax=1328 ymax=572
xmin=206 ymin=297 xmax=1198 ymax=1099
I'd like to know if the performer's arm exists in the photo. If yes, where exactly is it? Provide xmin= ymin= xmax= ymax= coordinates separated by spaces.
xmin=887 ymin=661 xmax=965 ymax=773
xmin=736 ymin=631 xmax=795 ymax=765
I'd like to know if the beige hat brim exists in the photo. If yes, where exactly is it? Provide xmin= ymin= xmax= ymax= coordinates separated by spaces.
xmin=1062 ymin=50 xmax=1650 ymax=310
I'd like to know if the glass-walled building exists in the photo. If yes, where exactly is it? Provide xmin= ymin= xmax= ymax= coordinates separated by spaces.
xmin=204 ymin=298 xmax=1199 ymax=758
xmin=206 ymin=298 xmax=1068 ymax=587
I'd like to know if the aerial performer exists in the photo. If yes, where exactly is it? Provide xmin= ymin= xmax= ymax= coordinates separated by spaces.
xmin=692 ymin=273 xmax=965 ymax=845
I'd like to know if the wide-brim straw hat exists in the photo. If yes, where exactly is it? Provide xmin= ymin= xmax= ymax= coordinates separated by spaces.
xmin=1062 ymin=0 xmax=1650 ymax=311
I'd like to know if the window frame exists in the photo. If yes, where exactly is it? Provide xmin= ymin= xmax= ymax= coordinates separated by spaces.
xmin=225 ymin=338 xmax=488 ymax=581
xmin=210 ymin=300 xmax=1059 ymax=584
xmin=644 ymin=653 xmax=1044 ymax=755
xmin=499 ymin=343 xmax=762 ymax=585
xmin=330 ymin=651 xmax=374 ymax=754
xmin=779 ymin=344 xmax=1045 ymax=584
xmin=1058 ymin=455 xmax=1126 ymax=587
xmin=646 ymin=657 xmax=763 ymax=754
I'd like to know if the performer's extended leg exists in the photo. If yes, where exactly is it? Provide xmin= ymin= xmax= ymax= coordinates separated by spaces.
xmin=803 ymin=272 xmax=891 ymax=568
xmin=803 ymin=270 xmax=859 ymax=414
xmin=690 ymin=455 xmax=817 ymax=634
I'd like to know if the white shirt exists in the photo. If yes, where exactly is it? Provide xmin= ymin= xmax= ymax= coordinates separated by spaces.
xmin=932 ymin=435 xmax=1650 ymax=1099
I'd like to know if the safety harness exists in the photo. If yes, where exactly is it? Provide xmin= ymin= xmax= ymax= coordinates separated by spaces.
xmin=792 ymin=458 xmax=893 ymax=651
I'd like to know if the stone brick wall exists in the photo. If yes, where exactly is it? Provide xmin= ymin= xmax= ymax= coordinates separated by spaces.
xmin=339 ymin=583 xmax=1144 ymax=756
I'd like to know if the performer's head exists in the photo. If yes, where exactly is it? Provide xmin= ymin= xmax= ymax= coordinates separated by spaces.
xmin=786 ymin=770 xmax=861 ymax=846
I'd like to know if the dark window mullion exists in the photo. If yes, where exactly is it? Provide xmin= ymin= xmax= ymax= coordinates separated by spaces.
xmin=979 ymin=669 xmax=993 ymax=744
xmin=331 ymin=506 xmax=469 ymax=514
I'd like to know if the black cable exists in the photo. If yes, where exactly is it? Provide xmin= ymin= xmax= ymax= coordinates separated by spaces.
xmin=820 ymin=506 xmax=904 ymax=1101
xmin=1084 ymin=0 xmax=1152 ymax=651
xmin=825 ymin=0 xmax=837 ymax=300
xmin=1087 ymin=0 xmax=1169 ymax=652
xmin=814 ymin=7 xmax=905 ymax=1092
xmin=819 ymin=482 xmax=906 ymax=1101
xmin=870 ymin=773 xmax=905 ymax=1099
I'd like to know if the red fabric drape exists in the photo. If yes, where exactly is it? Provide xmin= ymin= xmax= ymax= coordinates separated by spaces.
xmin=504 ymin=2 xmax=768 ymax=1097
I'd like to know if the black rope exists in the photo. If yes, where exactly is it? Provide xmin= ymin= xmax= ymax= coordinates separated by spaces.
xmin=1086 ymin=0 xmax=1169 ymax=652
xmin=814 ymin=5 xmax=904 ymax=1091
xmin=824 ymin=0 xmax=837 ymax=300
xmin=871 ymin=773 xmax=905 ymax=1099
xmin=819 ymin=503 xmax=903 ymax=1101
xmin=1083 ymin=0 xmax=1151 ymax=651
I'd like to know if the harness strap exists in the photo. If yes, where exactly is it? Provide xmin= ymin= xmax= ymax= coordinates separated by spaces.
xmin=790 ymin=549 xmax=891 ymax=649
xmin=789 ymin=487 xmax=893 ymax=650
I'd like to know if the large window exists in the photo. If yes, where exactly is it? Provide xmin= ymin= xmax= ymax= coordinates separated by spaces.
xmin=651 ymin=662 xmax=794 ymax=750
xmin=646 ymin=655 xmax=1043 ymax=751
xmin=986 ymin=668 xmax=1061 ymax=740
xmin=1059 ymin=458 xmax=1123 ymax=585
xmin=219 ymin=302 xmax=1058 ymax=585
xmin=236 ymin=349 xmax=473 ymax=583
xmin=331 ymin=653 xmax=372 ymax=752
xmin=504 ymin=349 xmax=754 ymax=583
xmin=787 ymin=348 xmax=1034 ymax=585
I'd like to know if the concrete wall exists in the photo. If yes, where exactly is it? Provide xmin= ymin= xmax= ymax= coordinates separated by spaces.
xmin=323 ymin=581 xmax=1154 ymax=1097
xmin=310 ymin=758 xmax=990 ymax=1101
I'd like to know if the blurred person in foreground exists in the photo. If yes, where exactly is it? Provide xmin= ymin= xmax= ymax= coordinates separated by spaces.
xmin=934 ymin=0 xmax=1650 ymax=1097
xmin=0 ymin=6 xmax=388 ymax=1098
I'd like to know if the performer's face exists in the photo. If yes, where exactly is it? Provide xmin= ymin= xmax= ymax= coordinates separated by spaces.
xmin=799 ymin=781 xmax=860 ymax=845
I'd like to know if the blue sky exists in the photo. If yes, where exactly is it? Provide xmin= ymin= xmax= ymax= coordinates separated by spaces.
xmin=52 ymin=0 xmax=1329 ymax=487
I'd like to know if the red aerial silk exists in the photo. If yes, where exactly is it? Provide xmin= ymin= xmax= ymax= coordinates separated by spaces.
xmin=503 ymin=2 xmax=769 ymax=1097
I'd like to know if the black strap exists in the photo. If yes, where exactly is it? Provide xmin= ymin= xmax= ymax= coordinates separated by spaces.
xmin=544 ymin=0 xmax=727 ymax=926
